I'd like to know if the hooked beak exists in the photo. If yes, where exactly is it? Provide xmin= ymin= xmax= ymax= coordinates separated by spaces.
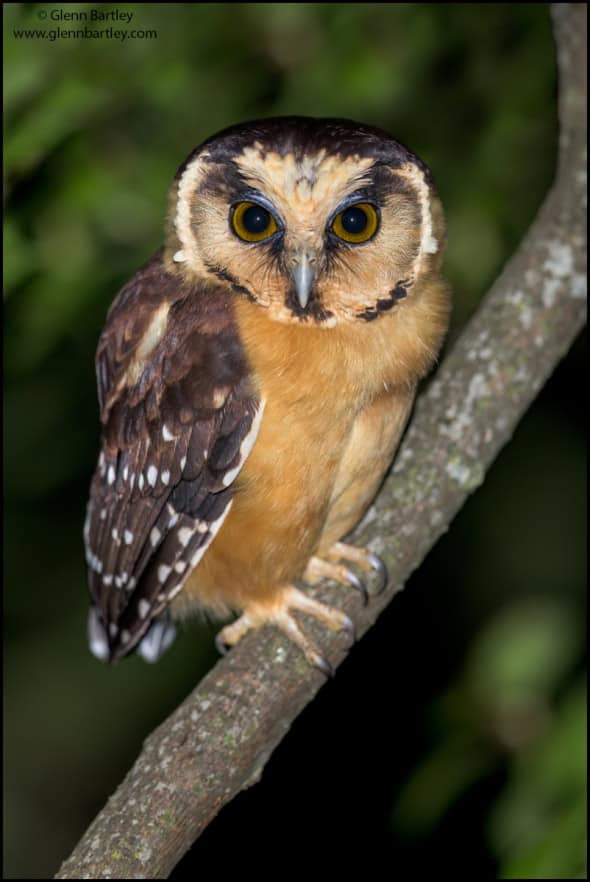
xmin=290 ymin=253 xmax=317 ymax=310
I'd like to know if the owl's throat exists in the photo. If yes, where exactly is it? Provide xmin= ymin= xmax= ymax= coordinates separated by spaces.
xmin=284 ymin=281 xmax=333 ymax=323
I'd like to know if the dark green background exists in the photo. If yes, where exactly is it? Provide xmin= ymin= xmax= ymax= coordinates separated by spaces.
xmin=4 ymin=4 xmax=585 ymax=879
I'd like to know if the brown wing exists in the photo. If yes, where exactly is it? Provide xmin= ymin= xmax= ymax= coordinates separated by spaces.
xmin=83 ymin=254 xmax=261 ymax=662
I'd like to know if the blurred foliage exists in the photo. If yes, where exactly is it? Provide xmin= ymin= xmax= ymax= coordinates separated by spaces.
xmin=392 ymin=601 xmax=586 ymax=877
xmin=3 ymin=3 xmax=584 ymax=880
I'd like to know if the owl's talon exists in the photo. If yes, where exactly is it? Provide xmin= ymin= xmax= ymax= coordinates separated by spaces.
xmin=341 ymin=613 xmax=356 ymax=643
xmin=214 ymin=632 xmax=229 ymax=656
xmin=303 ymin=555 xmax=367 ymax=606
xmin=322 ymin=542 xmax=388 ymax=596
xmin=215 ymin=612 xmax=256 ymax=658
xmin=367 ymin=552 xmax=388 ymax=594
xmin=343 ymin=570 xmax=369 ymax=606
xmin=313 ymin=655 xmax=335 ymax=679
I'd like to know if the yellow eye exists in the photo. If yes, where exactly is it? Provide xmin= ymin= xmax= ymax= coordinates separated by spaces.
xmin=231 ymin=202 xmax=278 ymax=243
xmin=331 ymin=203 xmax=379 ymax=244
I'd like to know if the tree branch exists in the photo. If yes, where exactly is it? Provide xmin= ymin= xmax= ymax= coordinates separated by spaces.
xmin=56 ymin=5 xmax=586 ymax=879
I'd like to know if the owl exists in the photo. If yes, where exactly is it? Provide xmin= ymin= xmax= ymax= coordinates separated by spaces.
xmin=84 ymin=116 xmax=450 ymax=675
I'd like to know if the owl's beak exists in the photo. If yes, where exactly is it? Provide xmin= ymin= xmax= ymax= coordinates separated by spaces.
xmin=290 ymin=253 xmax=316 ymax=310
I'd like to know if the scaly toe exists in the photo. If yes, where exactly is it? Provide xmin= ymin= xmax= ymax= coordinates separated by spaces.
xmin=215 ymin=612 xmax=255 ymax=656
xmin=214 ymin=586 xmax=354 ymax=675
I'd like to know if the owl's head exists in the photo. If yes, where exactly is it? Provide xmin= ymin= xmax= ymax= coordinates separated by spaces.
xmin=167 ymin=117 xmax=446 ymax=327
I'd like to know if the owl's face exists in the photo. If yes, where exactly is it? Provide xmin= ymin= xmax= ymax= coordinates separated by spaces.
xmin=167 ymin=117 xmax=445 ymax=327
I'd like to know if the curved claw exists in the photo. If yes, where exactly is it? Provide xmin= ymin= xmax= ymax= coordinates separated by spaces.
xmin=343 ymin=570 xmax=369 ymax=606
xmin=314 ymin=654 xmax=335 ymax=678
xmin=367 ymin=552 xmax=388 ymax=594
xmin=215 ymin=631 xmax=229 ymax=656
xmin=341 ymin=613 xmax=357 ymax=643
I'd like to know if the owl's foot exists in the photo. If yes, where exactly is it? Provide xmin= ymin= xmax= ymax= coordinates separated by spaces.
xmin=303 ymin=555 xmax=369 ymax=606
xmin=304 ymin=541 xmax=388 ymax=601
xmin=215 ymin=585 xmax=354 ymax=677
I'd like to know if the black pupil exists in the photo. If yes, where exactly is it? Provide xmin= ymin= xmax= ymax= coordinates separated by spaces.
xmin=242 ymin=205 xmax=271 ymax=234
xmin=341 ymin=206 xmax=368 ymax=235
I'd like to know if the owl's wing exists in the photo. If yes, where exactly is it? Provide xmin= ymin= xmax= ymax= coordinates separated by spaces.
xmin=84 ymin=254 xmax=263 ymax=662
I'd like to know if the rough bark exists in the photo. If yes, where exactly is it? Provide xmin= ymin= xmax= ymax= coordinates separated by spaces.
xmin=56 ymin=5 xmax=586 ymax=879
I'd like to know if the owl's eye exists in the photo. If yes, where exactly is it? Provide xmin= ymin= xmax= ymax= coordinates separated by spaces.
xmin=231 ymin=202 xmax=279 ymax=243
xmin=331 ymin=203 xmax=379 ymax=244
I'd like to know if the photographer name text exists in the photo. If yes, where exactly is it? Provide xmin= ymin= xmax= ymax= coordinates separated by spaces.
xmin=43 ymin=9 xmax=135 ymax=24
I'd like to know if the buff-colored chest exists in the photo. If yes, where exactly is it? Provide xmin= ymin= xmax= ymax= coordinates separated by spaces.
xmin=178 ymin=285 xmax=447 ymax=616
xmin=178 ymin=302 xmax=401 ymax=612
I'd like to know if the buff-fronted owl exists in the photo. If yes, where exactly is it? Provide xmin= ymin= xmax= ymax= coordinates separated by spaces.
xmin=84 ymin=116 xmax=450 ymax=675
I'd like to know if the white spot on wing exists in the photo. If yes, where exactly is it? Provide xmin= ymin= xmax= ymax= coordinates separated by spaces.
xmin=158 ymin=564 xmax=171 ymax=583
xmin=89 ymin=636 xmax=109 ymax=661
xmin=137 ymin=618 xmax=177 ymax=662
xmin=124 ymin=530 xmax=134 ymax=545
xmin=150 ymin=526 xmax=161 ymax=546
xmin=178 ymin=526 xmax=194 ymax=547
xmin=138 ymin=599 xmax=151 ymax=619
xmin=162 ymin=424 xmax=175 ymax=442
xmin=87 ymin=553 xmax=103 ymax=574
xmin=161 ymin=470 xmax=170 ymax=485
xmin=147 ymin=465 xmax=158 ymax=487
xmin=107 ymin=465 xmax=115 ymax=485
xmin=88 ymin=607 xmax=109 ymax=661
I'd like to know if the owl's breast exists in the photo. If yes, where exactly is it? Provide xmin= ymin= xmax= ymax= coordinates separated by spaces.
xmin=180 ymin=384 xmax=353 ymax=614
xmin=178 ymin=294 xmax=433 ymax=615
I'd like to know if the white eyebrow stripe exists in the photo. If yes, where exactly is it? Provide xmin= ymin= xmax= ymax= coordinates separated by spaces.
xmin=397 ymin=163 xmax=438 ymax=272
xmin=175 ymin=152 xmax=210 ymax=271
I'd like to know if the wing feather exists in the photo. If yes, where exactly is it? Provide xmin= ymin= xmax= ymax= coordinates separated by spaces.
xmin=84 ymin=254 xmax=261 ymax=661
